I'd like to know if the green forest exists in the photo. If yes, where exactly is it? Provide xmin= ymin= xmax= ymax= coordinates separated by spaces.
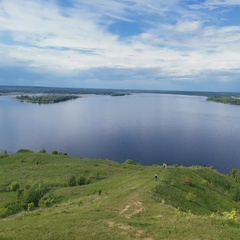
xmin=16 ymin=95 xmax=80 ymax=104
xmin=207 ymin=95 xmax=240 ymax=105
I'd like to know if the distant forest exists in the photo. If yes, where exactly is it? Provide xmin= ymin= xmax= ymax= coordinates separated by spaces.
xmin=207 ymin=96 xmax=240 ymax=105
xmin=1 ymin=85 xmax=240 ymax=100
xmin=16 ymin=95 xmax=80 ymax=104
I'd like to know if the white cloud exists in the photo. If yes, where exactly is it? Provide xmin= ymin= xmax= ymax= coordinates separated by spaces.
xmin=175 ymin=20 xmax=202 ymax=32
xmin=191 ymin=0 xmax=240 ymax=9
xmin=0 ymin=0 xmax=239 ymax=89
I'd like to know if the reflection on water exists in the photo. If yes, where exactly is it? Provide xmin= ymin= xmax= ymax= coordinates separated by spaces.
xmin=1 ymin=93 xmax=240 ymax=173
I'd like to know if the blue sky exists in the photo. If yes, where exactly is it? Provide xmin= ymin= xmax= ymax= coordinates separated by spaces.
xmin=0 ymin=0 xmax=240 ymax=91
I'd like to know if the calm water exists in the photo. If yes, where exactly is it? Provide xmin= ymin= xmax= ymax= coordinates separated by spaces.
xmin=1 ymin=93 xmax=240 ymax=173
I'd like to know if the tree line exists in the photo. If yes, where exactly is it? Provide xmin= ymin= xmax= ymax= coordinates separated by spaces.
xmin=16 ymin=95 xmax=80 ymax=104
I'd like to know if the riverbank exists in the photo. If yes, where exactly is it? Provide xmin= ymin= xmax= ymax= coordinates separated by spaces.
xmin=207 ymin=95 xmax=240 ymax=105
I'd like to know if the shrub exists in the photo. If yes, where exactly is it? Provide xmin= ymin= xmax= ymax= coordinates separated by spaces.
xmin=16 ymin=148 xmax=33 ymax=153
xmin=185 ymin=176 xmax=192 ymax=185
xmin=28 ymin=202 xmax=35 ymax=211
xmin=97 ymin=188 xmax=103 ymax=196
xmin=231 ymin=187 xmax=240 ymax=202
xmin=52 ymin=150 xmax=58 ymax=154
xmin=35 ymin=160 xmax=42 ymax=165
xmin=17 ymin=188 xmax=24 ymax=199
xmin=9 ymin=182 xmax=20 ymax=192
xmin=223 ymin=209 xmax=238 ymax=220
xmin=0 ymin=150 xmax=8 ymax=158
xmin=58 ymin=152 xmax=68 ymax=156
xmin=2 ymin=202 xmax=24 ymax=217
xmin=38 ymin=196 xmax=56 ymax=208
xmin=85 ymin=178 xmax=91 ymax=185
xmin=186 ymin=191 xmax=196 ymax=202
xmin=20 ymin=185 xmax=47 ymax=207
xmin=69 ymin=176 xmax=77 ymax=186
xmin=230 ymin=169 xmax=240 ymax=183
xmin=124 ymin=159 xmax=135 ymax=165
xmin=78 ymin=176 xmax=86 ymax=185
xmin=37 ymin=149 xmax=46 ymax=153
xmin=201 ymin=180 xmax=209 ymax=187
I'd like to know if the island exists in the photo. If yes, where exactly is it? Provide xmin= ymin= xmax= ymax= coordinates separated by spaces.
xmin=207 ymin=95 xmax=240 ymax=105
xmin=16 ymin=95 xmax=80 ymax=104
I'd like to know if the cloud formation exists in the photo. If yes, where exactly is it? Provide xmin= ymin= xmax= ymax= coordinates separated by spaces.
xmin=0 ymin=0 xmax=239 ymax=91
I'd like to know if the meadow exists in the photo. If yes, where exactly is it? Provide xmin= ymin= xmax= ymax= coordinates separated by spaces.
xmin=0 ymin=149 xmax=240 ymax=240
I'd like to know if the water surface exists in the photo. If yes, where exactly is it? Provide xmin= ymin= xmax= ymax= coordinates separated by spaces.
xmin=1 ymin=93 xmax=240 ymax=173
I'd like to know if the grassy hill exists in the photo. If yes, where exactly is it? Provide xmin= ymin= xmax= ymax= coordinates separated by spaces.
xmin=0 ymin=150 xmax=240 ymax=240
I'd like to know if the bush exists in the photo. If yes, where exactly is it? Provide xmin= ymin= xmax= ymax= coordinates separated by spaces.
xmin=124 ymin=159 xmax=135 ymax=165
xmin=16 ymin=148 xmax=33 ymax=153
xmin=185 ymin=176 xmax=192 ymax=185
xmin=1 ymin=202 xmax=24 ymax=217
xmin=37 ymin=149 xmax=46 ymax=153
xmin=20 ymin=185 xmax=47 ymax=207
xmin=97 ymin=188 xmax=103 ymax=196
xmin=9 ymin=182 xmax=20 ymax=192
xmin=0 ymin=150 xmax=8 ymax=158
xmin=223 ymin=209 xmax=238 ymax=220
xmin=52 ymin=150 xmax=58 ymax=154
xmin=84 ymin=178 xmax=91 ymax=185
xmin=230 ymin=169 xmax=240 ymax=183
xmin=69 ymin=176 xmax=77 ymax=186
xmin=58 ymin=152 xmax=68 ymax=156
xmin=186 ymin=191 xmax=196 ymax=202
xmin=231 ymin=187 xmax=240 ymax=202
xmin=28 ymin=202 xmax=35 ymax=211
xmin=78 ymin=176 xmax=86 ymax=185
xmin=38 ymin=195 xmax=56 ymax=208
xmin=201 ymin=180 xmax=209 ymax=187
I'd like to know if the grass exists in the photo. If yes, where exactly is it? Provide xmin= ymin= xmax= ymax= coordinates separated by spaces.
xmin=0 ymin=151 xmax=240 ymax=239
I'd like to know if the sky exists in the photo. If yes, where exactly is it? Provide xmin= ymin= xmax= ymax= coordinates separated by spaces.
xmin=0 ymin=0 xmax=240 ymax=91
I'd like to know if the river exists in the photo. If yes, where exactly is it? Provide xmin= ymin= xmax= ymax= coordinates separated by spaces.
xmin=1 ymin=93 xmax=240 ymax=173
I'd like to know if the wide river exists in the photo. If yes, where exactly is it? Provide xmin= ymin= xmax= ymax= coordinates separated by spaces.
xmin=1 ymin=93 xmax=240 ymax=173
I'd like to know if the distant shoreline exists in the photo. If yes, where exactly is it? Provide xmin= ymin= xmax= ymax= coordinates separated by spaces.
xmin=1 ymin=85 xmax=240 ymax=97
xmin=207 ymin=95 xmax=240 ymax=105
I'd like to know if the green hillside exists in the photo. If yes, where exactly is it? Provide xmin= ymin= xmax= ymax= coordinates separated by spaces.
xmin=0 ymin=150 xmax=240 ymax=239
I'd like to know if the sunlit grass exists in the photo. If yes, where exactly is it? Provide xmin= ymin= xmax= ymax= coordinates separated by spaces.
xmin=0 ymin=151 xmax=239 ymax=239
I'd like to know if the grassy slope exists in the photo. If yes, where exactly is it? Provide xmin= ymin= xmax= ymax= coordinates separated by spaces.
xmin=0 ymin=152 xmax=240 ymax=240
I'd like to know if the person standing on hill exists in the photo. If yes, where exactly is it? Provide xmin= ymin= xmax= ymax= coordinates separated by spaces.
xmin=163 ymin=162 xmax=168 ymax=169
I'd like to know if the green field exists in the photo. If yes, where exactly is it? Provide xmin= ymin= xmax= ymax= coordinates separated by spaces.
xmin=0 ymin=150 xmax=240 ymax=239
